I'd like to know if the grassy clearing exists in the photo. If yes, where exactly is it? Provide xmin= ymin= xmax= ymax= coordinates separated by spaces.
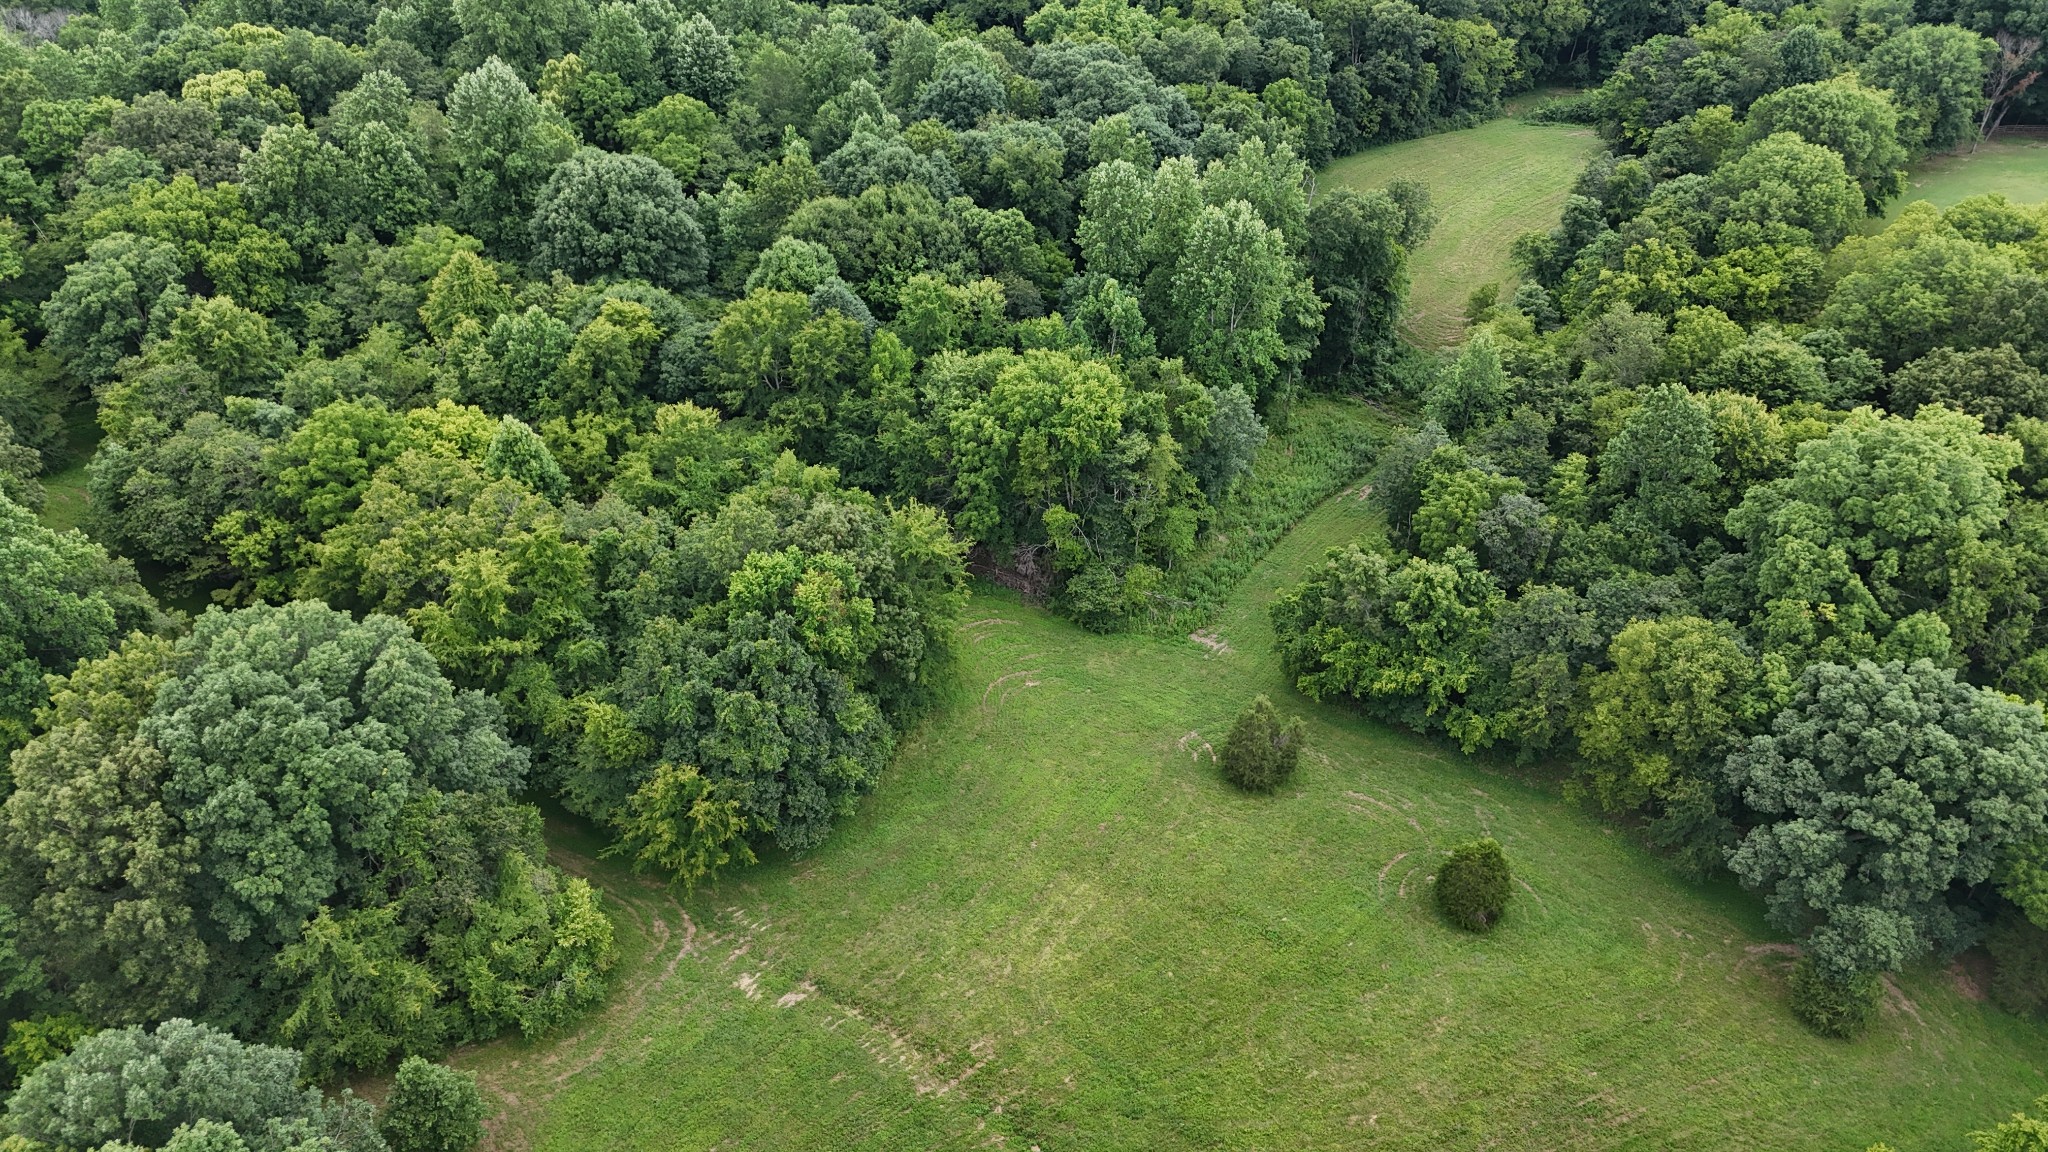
xmin=457 ymin=484 xmax=2048 ymax=1151
xmin=1150 ymin=394 xmax=1394 ymax=633
xmin=1321 ymin=118 xmax=1603 ymax=348
xmin=35 ymin=404 xmax=100 ymax=535
xmin=1876 ymin=130 xmax=2048 ymax=226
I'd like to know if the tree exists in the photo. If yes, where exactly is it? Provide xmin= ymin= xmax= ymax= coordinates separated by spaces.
xmin=1972 ymin=1096 xmax=2048 ymax=1152
xmin=1725 ymin=659 xmax=2048 ymax=978
xmin=240 ymin=124 xmax=356 ymax=254
xmin=1726 ymin=404 xmax=2016 ymax=664
xmin=451 ymin=0 xmax=583 ymax=78
xmin=1422 ymin=333 xmax=1513 ymax=436
xmin=1863 ymin=24 xmax=1998 ymax=154
xmin=1305 ymin=186 xmax=1410 ymax=384
xmin=1820 ymin=202 xmax=2030 ymax=369
xmin=142 ymin=601 xmax=528 ymax=949
xmin=1164 ymin=199 xmax=1318 ymax=399
xmin=530 ymin=148 xmax=707 ymax=289
xmin=41 ymin=233 xmax=190 ymax=384
xmin=1219 ymin=695 xmax=1306 ymax=792
xmin=1711 ymin=131 xmax=1866 ymax=250
xmin=379 ymin=1057 xmax=485 ymax=1152
xmin=1574 ymin=616 xmax=1767 ymax=813
xmin=1889 ymin=343 xmax=2048 ymax=429
xmin=1435 ymin=837 xmax=1511 ymax=931
xmin=6 ymin=1018 xmax=376 ymax=1152
xmin=0 ymin=494 xmax=161 ymax=752
xmin=1273 ymin=544 xmax=1502 ymax=748
xmin=657 ymin=13 xmax=738 ymax=109
xmin=1787 ymin=954 xmax=1881 ymax=1038
xmin=447 ymin=59 xmax=577 ymax=252
xmin=1743 ymin=79 xmax=1908 ymax=211
xmin=0 ymin=635 xmax=207 ymax=1024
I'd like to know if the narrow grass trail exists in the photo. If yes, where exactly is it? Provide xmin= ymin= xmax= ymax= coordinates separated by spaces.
xmin=458 ymin=475 xmax=2048 ymax=1151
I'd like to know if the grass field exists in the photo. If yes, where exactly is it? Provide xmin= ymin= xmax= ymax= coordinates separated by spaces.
xmin=36 ymin=404 xmax=100 ymax=535
xmin=1321 ymin=119 xmax=1603 ymax=348
xmin=1878 ymin=130 xmax=2048 ymax=226
xmin=454 ymin=403 xmax=2048 ymax=1151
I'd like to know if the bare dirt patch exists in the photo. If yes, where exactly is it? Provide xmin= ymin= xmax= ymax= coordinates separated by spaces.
xmin=1189 ymin=629 xmax=1232 ymax=655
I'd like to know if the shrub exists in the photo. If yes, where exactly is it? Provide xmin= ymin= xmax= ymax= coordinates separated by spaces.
xmin=1435 ymin=837 xmax=1511 ymax=931
xmin=380 ymin=1056 xmax=486 ymax=1152
xmin=1220 ymin=695 xmax=1306 ymax=792
xmin=1788 ymin=955 xmax=1881 ymax=1038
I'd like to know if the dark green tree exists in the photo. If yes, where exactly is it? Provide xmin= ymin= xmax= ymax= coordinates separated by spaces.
xmin=1435 ymin=837 xmax=1511 ymax=932
xmin=1219 ymin=695 xmax=1306 ymax=792
xmin=1726 ymin=659 xmax=2048 ymax=978
xmin=530 ymin=148 xmax=707 ymax=289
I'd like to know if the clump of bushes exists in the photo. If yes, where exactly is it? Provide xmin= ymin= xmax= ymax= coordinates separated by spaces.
xmin=1788 ymin=955 xmax=1882 ymax=1038
xmin=1436 ymin=838 xmax=1511 ymax=931
xmin=381 ymin=1055 xmax=487 ymax=1152
xmin=1220 ymin=695 xmax=1306 ymax=792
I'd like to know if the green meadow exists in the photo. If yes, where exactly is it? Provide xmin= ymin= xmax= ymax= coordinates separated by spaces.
xmin=454 ymin=400 xmax=2048 ymax=1151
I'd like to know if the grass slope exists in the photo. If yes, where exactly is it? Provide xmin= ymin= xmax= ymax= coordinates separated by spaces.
xmin=1321 ymin=118 xmax=1602 ymax=348
xmin=459 ymin=457 xmax=2048 ymax=1151
xmin=1877 ymin=130 xmax=2048 ymax=225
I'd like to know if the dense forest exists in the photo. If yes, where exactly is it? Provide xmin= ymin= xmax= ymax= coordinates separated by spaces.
xmin=0 ymin=0 xmax=2042 ymax=1139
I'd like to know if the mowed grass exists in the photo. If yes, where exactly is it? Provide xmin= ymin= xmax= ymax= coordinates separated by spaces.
xmin=1322 ymin=118 xmax=1603 ymax=347
xmin=1877 ymin=130 xmax=2048 ymax=226
xmin=456 ymin=430 xmax=2048 ymax=1151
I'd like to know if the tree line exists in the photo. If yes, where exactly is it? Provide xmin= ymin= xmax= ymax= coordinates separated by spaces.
xmin=1277 ymin=0 xmax=2048 ymax=1033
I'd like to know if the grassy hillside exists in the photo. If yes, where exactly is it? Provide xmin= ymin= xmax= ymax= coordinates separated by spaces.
xmin=1321 ymin=118 xmax=1603 ymax=348
xmin=1878 ymin=130 xmax=2048 ymax=225
xmin=458 ymin=436 xmax=2048 ymax=1151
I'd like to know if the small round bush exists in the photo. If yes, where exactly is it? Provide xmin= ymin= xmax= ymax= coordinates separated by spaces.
xmin=1435 ymin=837 xmax=1511 ymax=932
xmin=379 ymin=1056 xmax=486 ymax=1152
xmin=1220 ymin=695 xmax=1305 ymax=792
xmin=1788 ymin=955 xmax=1881 ymax=1038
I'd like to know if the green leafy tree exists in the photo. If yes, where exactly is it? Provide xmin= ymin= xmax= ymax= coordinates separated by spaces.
xmin=143 ymin=601 xmax=528 ymax=949
xmin=41 ymin=233 xmax=190 ymax=384
xmin=607 ymin=761 xmax=755 ymax=890
xmin=1890 ymin=343 xmax=2048 ymax=429
xmin=451 ymin=0 xmax=584 ymax=78
xmin=1726 ymin=404 xmax=2016 ymax=664
xmin=1574 ymin=616 xmax=1770 ymax=813
xmin=1273 ymin=544 xmax=1502 ymax=749
xmin=0 ymin=635 xmax=205 ymax=1024
xmin=1711 ymin=131 xmax=1866 ymax=250
xmin=1726 ymin=659 xmax=2048 ymax=978
xmin=1820 ymin=202 xmax=2031 ymax=368
xmin=1305 ymin=186 xmax=1411 ymax=384
xmin=0 ymin=494 xmax=161 ymax=752
xmin=447 ymin=59 xmax=578 ymax=252
xmin=530 ymin=148 xmax=707 ymax=289
xmin=1863 ymin=24 xmax=1998 ymax=154
xmin=1787 ymin=954 xmax=1881 ymax=1038
xmin=380 ymin=1056 xmax=486 ymax=1152
xmin=1743 ymin=79 xmax=1908 ymax=211
xmin=6 ymin=1018 xmax=374 ymax=1152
